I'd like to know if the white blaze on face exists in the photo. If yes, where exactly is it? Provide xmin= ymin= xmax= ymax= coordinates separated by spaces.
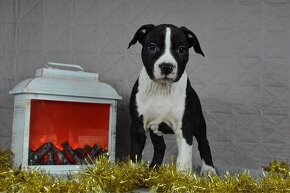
xmin=153 ymin=27 xmax=178 ymax=81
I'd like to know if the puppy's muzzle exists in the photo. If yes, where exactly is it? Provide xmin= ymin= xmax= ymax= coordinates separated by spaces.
xmin=159 ymin=63 xmax=174 ymax=75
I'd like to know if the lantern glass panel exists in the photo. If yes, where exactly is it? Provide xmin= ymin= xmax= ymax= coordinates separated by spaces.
xmin=28 ymin=99 xmax=110 ymax=165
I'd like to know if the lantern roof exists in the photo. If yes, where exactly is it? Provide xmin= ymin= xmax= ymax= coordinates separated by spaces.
xmin=10 ymin=63 xmax=122 ymax=100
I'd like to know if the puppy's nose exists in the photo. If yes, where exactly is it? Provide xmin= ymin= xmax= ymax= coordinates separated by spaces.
xmin=159 ymin=63 xmax=174 ymax=75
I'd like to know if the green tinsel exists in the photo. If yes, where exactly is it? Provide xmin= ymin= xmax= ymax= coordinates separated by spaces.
xmin=0 ymin=149 xmax=289 ymax=193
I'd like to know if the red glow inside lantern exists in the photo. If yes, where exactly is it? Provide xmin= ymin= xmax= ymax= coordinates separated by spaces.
xmin=29 ymin=100 xmax=110 ymax=152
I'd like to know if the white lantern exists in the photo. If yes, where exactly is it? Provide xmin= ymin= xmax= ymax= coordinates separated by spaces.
xmin=9 ymin=63 xmax=121 ymax=174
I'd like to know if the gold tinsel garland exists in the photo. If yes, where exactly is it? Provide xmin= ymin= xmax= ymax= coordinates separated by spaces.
xmin=0 ymin=150 xmax=289 ymax=193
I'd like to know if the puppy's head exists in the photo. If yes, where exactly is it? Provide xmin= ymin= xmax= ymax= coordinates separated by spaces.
xmin=128 ymin=24 xmax=204 ymax=83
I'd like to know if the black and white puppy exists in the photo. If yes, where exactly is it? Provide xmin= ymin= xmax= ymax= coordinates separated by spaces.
xmin=128 ymin=24 xmax=216 ymax=174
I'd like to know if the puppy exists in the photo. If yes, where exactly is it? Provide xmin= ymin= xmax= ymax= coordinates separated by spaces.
xmin=128 ymin=24 xmax=216 ymax=174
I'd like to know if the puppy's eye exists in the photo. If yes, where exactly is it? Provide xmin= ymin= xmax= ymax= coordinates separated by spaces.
xmin=178 ymin=46 xmax=185 ymax=53
xmin=148 ymin=43 xmax=157 ymax=51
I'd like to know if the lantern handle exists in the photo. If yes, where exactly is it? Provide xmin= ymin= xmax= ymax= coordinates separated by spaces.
xmin=46 ymin=62 xmax=84 ymax=72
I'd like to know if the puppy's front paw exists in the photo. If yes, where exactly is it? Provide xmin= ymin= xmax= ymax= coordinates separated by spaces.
xmin=200 ymin=161 xmax=216 ymax=176
xmin=150 ymin=125 xmax=164 ymax=136
xmin=176 ymin=155 xmax=192 ymax=172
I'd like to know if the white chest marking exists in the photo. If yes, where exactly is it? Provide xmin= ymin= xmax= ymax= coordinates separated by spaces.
xmin=136 ymin=67 xmax=187 ymax=132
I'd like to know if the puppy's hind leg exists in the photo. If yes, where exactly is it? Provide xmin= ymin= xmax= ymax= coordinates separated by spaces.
xmin=193 ymin=115 xmax=216 ymax=175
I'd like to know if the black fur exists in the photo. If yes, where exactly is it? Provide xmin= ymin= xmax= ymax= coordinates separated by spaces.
xmin=128 ymin=24 xmax=214 ymax=169
xmin=129 ymin=80 xmax=146 ymax=163
xmin=183 ymin=79 xmax=214 ymax=167
xmin=128 ymin=24 xmax=204 ymax=82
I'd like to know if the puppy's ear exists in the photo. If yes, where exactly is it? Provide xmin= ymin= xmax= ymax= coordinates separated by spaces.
xmin=128 ymin=24 xmax=155 ymax=49
xmin=180 ymin=26 xmax=204 ymax=57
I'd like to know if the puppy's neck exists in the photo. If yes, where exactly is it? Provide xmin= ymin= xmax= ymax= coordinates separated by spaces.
xmin=138 ymin=67 xmax=187 ymax=96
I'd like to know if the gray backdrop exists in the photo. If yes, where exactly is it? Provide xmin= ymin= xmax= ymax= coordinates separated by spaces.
xmin=1 ymin=0 xmax=290 ymax=169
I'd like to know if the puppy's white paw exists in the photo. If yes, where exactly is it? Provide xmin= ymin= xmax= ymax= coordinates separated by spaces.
xmin=200 ymin=160 xmax=216 ymax=176
xmin=150 ymin=124 xmax=164 ymax=136
xmin=176 ymin=155 xmax=192 ymax=172
xmin=176 ymin=163 xmax=192 ymax=172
